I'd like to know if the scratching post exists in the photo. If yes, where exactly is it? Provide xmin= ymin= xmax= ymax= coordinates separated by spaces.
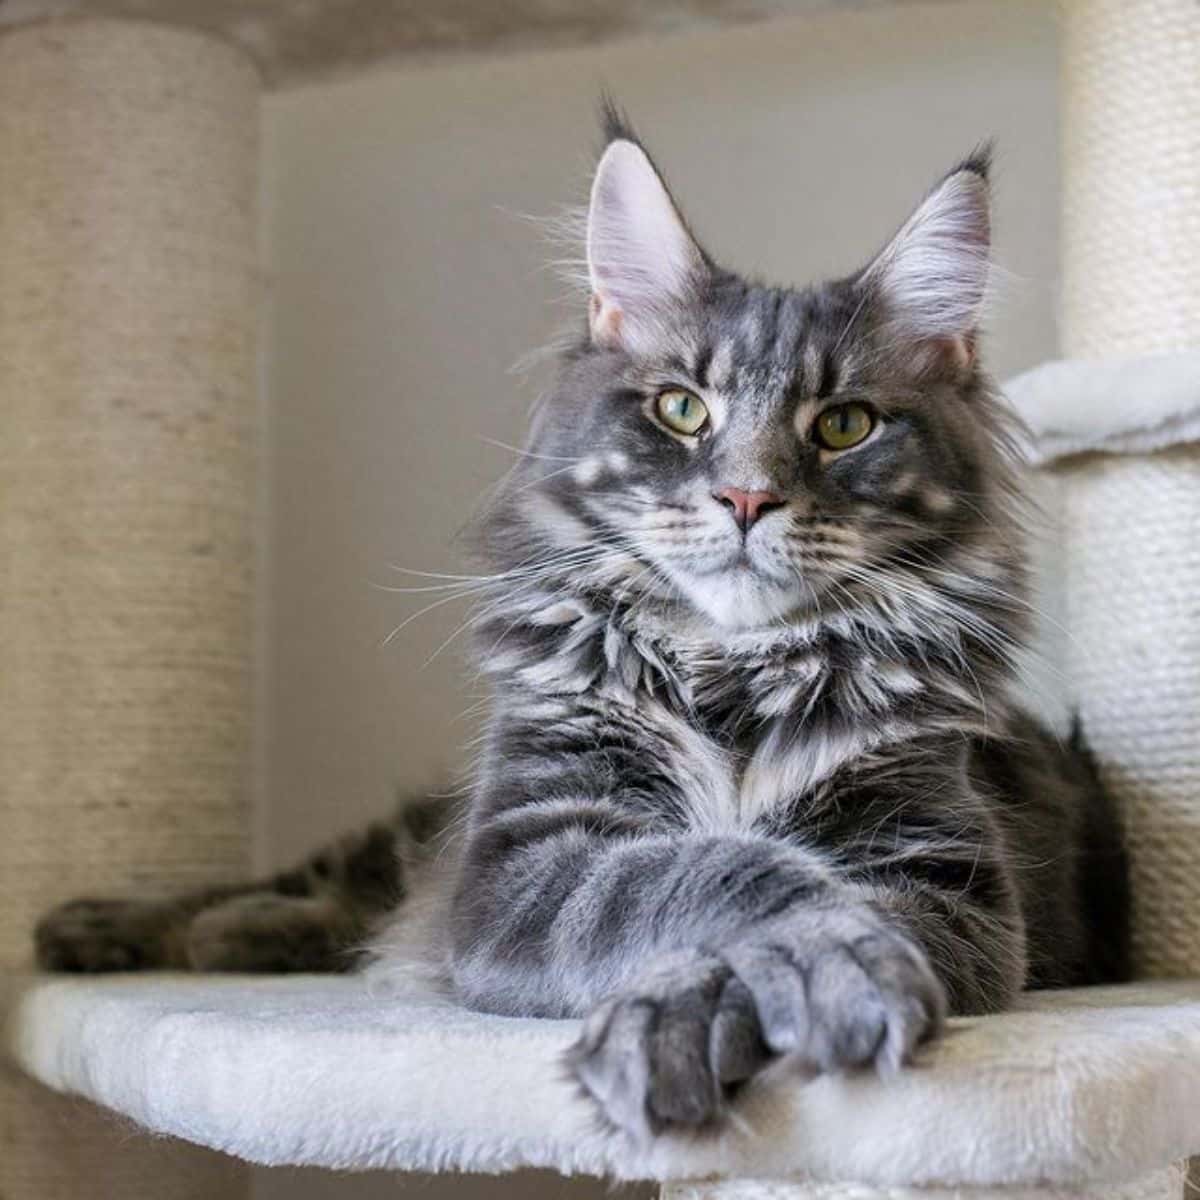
xmin=0 ymin=19 xmax=257 ymax=1197
xmin=1058 ymin=0 xmax=1200 ymax=981
xmin=1057 ymin=6 xmax=1200 ymax=1196
xmin=1061 ymin=0 xmax=1200 ymax=360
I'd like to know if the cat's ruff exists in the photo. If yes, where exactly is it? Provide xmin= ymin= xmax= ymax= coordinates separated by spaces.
xmin=6 ymin=972 xmax=1200 ymax=1191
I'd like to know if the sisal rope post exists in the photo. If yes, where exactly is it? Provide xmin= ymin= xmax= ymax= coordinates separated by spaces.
xmin=1061 ymin=0 xmax=1200 ymax=360
xmin=0 ymin=18 xmax=258 ymax=1196
xmin=1058 ymin=0 xmax=1200 ymax=981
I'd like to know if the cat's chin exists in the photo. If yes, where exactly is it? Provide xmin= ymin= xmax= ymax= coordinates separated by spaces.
xmin=676 ymin=571 xmax=805 ymax=631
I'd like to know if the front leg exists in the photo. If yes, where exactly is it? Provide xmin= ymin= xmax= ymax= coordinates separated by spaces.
xmin=453 ymin=715 xmax=1026 ymax=1137
xmin=456 ymin=803 xmax=948 ymax=1137
xmin=458 ymin=729 xmax=1022 ymax=1132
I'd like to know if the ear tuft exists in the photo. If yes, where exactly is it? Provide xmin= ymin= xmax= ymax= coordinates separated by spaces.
xmin=598 ymin=92 xmax=637 ymax=148
xmin=950 ymin=139 xmax=994 ymax=184
xmin=586 ymin=135 xmax=706 ymax=351
xmin=865 ymin=153 xmax=993 ymax=355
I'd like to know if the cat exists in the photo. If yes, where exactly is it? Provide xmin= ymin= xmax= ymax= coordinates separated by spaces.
xmin=36 ymin=106 xmax=1130 ymax=1141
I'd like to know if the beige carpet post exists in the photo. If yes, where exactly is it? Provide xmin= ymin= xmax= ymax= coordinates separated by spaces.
xmin=1058 ymin=0 xmax=1200 ymax=981
xmin=0 ymin=19 xmax=258 ymax=1196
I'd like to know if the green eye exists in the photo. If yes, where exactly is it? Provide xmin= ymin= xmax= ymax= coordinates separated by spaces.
xmin=655 ymin=389 xmax=709 ymax=436
xmin=815 ymin=402 xmax=874 ymax=450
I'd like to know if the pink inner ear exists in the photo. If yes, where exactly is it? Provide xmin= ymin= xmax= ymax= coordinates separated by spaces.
xmin=589 ymin=291 xmax=624 ymax=348
xmin=910 ymin=334 xmax=974 ymax=378
xmin=947 ymin=334 xmax=974 ymax=368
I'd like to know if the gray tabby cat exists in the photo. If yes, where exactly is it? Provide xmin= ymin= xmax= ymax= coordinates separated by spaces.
xmin=37 ymin=109 xmax=1130 ymax=1140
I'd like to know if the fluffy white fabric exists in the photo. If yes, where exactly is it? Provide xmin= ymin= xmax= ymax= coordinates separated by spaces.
xmin=1005 ymin=350 xmax=1200 ymax=464
xmin=7 ymin=974 xmax=1200 ymax=1187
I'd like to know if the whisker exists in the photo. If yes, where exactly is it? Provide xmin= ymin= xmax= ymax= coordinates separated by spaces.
xmin=478 ymin=436 xmax=584 ymax=464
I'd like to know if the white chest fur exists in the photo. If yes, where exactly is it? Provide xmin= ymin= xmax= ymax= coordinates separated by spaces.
xmin=647 ymin=700 xmax=878 ymax=834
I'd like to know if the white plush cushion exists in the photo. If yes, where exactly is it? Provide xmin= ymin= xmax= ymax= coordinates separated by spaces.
xmin=7 ymin=974 xmax=1200 ymax=1187
xmin=1005 ymin=351 xmax=1200 ymax=464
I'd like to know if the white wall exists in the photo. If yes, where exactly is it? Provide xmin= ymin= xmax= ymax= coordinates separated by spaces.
xmin=258 ymin=2 xmax=1058 ymax=1194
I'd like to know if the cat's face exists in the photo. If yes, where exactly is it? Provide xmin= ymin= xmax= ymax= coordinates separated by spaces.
xmin=499 ymin=125 xmax=1011 ymax=633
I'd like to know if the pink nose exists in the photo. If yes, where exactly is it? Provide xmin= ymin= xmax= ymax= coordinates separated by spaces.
xmin=714 ymin=487 xmax=785 ymax=533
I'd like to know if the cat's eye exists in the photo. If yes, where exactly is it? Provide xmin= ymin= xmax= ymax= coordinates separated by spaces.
xmin=655 ymin=389 xmax=709 ymax=436
xmin=815 ymin=402 xmax=874 ymax=451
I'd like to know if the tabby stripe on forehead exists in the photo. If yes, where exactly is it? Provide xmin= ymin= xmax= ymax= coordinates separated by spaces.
xmin=663 ymin=352 xmax=693 ymax=380
xmin=816 ymin=348 xmax=838 ymax=398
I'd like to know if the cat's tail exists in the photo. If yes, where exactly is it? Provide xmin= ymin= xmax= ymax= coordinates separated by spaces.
xmin=1066 ymin=713 xmax=1134 ymax=985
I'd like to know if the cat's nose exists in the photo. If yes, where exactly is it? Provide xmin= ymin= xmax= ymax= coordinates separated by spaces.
xmin=713 ymin=487 xmax=785 ymax=533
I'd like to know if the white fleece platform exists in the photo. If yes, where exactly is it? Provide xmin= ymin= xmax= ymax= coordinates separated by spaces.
xmin=6 ymin=974 xmax=1200 ymax=1187
xmin=1005 ymin=350 xmax=1200 ymax=464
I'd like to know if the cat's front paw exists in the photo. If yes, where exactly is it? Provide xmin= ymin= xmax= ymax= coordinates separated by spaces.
xmin=34 ymin=897 xmax=173 ymax=972
xmin=721 ymin=914 xmax=946 ymax=1076
xmin=567 ymin=917 xmax=945 ymax=1139
xmin=567 ymin=954 xmax=752 ymax=1140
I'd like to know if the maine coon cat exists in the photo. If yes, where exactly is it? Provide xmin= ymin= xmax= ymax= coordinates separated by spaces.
xmin=36 ymin=109 xmax=1130 ymax=1140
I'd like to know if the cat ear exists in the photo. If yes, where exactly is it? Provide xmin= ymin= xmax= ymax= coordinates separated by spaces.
xmin=586 ymin=138 xmax=707 ymax=351
xmin=863 ymin=150 xmax=992 ymax=368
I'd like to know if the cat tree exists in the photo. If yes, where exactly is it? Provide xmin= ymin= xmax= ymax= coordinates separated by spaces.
xmin=3 ymin=2 xmax=1199 ymax=1199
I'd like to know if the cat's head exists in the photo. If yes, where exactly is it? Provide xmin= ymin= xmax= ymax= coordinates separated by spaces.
xmin=487 ymin=110 xmax=1021 ymax=635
